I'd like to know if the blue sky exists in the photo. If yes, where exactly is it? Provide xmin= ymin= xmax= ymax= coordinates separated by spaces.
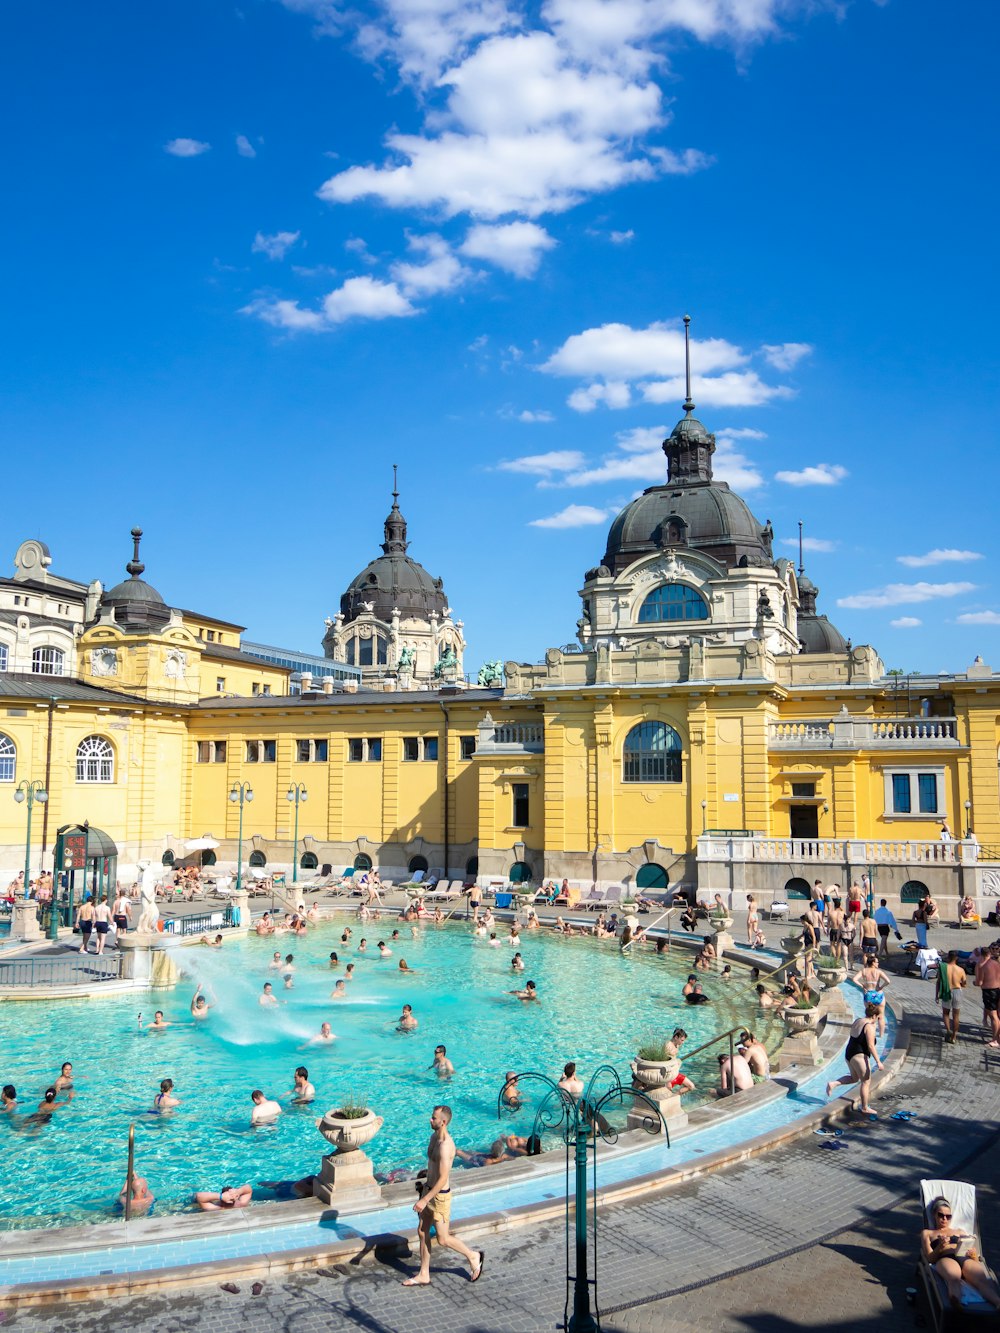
xmin=2 ymin=0 xmax=998 ymax=674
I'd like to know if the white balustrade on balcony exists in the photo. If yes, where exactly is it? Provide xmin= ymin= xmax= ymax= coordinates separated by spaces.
xmin=768 ymin=715 xmax=959 ymax=749
xmin=697 ymin=835 xmax=978 ymax=865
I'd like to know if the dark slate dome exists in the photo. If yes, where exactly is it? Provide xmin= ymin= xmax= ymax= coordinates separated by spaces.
xmin=101 ymin=528 xmax=171 ymax=631
xmin=339 ymin=489 xmax=448 ymax=624
xmin=600 ymin=404 xmax=774 ymax=574
xmin=796 ymin=570 xmax=849 ymax=654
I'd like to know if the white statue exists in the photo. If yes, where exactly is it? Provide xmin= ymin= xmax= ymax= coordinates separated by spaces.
xmin=136 ymin=860 xmax=160 ymax=933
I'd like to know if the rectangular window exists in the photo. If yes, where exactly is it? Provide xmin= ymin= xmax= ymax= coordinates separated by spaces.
xmin=206 ymin=630 xmax=216 ymax=642
xmin=349 ymin=738 xmax=364 ymax=763
xmin=262 ymin=684 xmax=272 ymax=696
xmin=917 ymin=773 xmax=938 ymax=813
xmin=197 ymin=741 xmax=211 ymax=763
xmin=262 ymin=739 xmax=276 ymax=763
xmin=359 ymin=636 xmax=374 ymax=666
xmin=403 ymin=737 xmax=419 ymax=762
xmin=197 ymin=740 xmax=227 ymax=763
xmin=297 ymin=739 xmax=311 ymax=763
xmin=314 ymin=739 xmax=328 ymax=762
xmin=790 ymin=782 xmax=816 ymax=798
xmin=0 ymin=644 xmax=8 ymax=672
xmin=246 ymin=740 xmax=260 ymax=763
xmin=214 ymin=741 xmax=226 ymax=763
xmin=216 ymin=677 xmax=226 ymax=693
xmin=460 ymin=735 xmax=476 ymax=761
xmin=891 ymin=773 xmax=911 ymax=813
xmin=368 ymin=738 xmax=382 ymax=762
xmin=512 ymin=783 xmax=530 ymax=828
xmin=252 ymin=683 xmax=261 ymax=696
xmin=423 ymin=736 xmax=438 ymax=762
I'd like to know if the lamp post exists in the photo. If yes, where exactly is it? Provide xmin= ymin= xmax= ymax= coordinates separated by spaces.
xmin=286 ymin=784 xmax=308 ymax=883
xmin=229 ymin=782 xmax=253 ymax=890
xmin=964 ymin=798 xmax=973 ymax=839
xmin=701 ymin=798 xmax=708 ymax=833
xmin=13 ymin=780 xmax=48 ymax=899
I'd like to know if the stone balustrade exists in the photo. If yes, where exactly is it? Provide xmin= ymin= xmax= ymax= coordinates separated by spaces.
xmin=697 ymin=835 xmax=979 ymax=865
xmin=768 ymin=715 xmax=959 ymax=749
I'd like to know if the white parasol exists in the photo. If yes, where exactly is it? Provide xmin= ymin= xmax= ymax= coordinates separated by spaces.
xmin=184 ymin=836 xmax=220 ymax=851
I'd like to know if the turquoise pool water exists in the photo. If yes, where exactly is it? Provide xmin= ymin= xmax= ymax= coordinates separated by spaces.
xmin=0 ymin=921 xmax=779 ymax=1229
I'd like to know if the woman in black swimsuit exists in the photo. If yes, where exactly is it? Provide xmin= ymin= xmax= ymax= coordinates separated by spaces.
xmin=921 ymin=1197 xmax=1000 ymax=1312
xmin=825 ymin=1003 xmax=883 ymax=1117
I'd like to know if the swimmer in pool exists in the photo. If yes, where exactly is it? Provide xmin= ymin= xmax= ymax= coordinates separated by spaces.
xmin=269 ymin=952 xmax=283 ymax=969
xmin=331 ymin=980 xmax=347 ymax=999
xmin=260 ymin=982 xmax=279 ymax=1006
xmin=397 ymin=1005 xmax=418 ymax=1031
xmin=53 ymin=1062 xmax=75 ymax=1099
xmin=153 ymin=1078 xmax=180 ymax=1112
xmin=190 ymin=986 xmax=212 ymax=1019
xmin=511 ymin=952 xmax=525 ymax=972
xmin=288 ymin=1067 xmax=315 ymax=1103
xmin=509 ymin=981 xmax=539 ymax=1002
xmin=378 ymin=941 xmax=393 ymax=957
xmin=429 ymin=1045 xmax=454 ymax=1077
xmin=305 ymin=1022 xmax=336 ymax=1045
xmin=194 ymin=1184 xmax=253 ymax=1212
xmin=141 ymin=1011 xmax=172 ymax=1031
xmin=344 ymin=964 xmax=356 ymax=982
xmin=398 ymin=958 xmax=416 ymax=972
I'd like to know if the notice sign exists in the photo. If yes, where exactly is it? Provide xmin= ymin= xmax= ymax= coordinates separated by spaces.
xmin=723 ymin=793 xmax=740 ymax=802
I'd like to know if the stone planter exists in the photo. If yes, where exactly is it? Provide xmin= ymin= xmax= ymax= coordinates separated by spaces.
xmin=783 ymin=1007 xmax=820 ymax=1034
xmin=708 ymin=916 xmax=734 ymax=934
xmin=313 ymin=1108 xmax=384 ymax=1207
xmin=780 ymin=934 xmax=806 ymax=957
xmin=815 ymin=966 xmax=847 ymax=989
xmin=317 ymin=1108 xmax=383 ymax=1155
xmin=630 ymin=1055 xmax=680 ymax=1089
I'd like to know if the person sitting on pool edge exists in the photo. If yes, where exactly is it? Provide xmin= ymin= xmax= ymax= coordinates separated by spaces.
xmin=194 ymin=1184 xmax=253 ymax=1212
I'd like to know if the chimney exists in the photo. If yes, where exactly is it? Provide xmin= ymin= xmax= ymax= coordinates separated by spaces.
xmin=322 ymin=676 xmax=334 ymax=695
xmin=300 ymin=672 xmax=313 ymax=692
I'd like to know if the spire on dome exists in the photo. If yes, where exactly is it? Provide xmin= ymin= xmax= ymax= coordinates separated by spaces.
xmin=682 ymin=313 xmax=695 ymax=414
xmin=126 ymin=527 xmax=145 ymax=578
xmin=382 ymin=464 xmax=409 ymax=554
xmin=663 ymin=314 xmax=716 ymax=484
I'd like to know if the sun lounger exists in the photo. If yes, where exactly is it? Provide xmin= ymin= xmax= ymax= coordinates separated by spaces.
xmin=918 ymin=1178 xmax=998 ymax=1332
xmin=423 ymin=882 xmax=462 ymax=902
xmin=765 ymin=900 xmax=790 ymax=921
xmin=577 ymin=886 xmax=607 ymax=911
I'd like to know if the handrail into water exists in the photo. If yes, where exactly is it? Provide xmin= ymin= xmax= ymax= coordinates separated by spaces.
xmin=124 ymin=1123 xmax=135 ymax=1222
xmin=677 ymin=1024 xmax=747 ymax=1097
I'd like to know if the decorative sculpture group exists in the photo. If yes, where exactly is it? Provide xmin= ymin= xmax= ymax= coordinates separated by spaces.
xmin=477 ymin=659 xmax=504 ymax=687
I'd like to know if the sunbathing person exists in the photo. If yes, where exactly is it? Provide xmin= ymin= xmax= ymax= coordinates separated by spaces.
xmin=921 ymin=1196 xmax=1000 ymax=1312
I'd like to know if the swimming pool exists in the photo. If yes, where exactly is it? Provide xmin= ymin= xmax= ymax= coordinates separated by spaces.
xmin=0 ymin=921 xmax=779 ymax=1228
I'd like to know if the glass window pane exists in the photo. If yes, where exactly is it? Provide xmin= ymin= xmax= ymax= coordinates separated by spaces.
xmin=917 ymin=773 xmax=938 ymax=814
xmin=297 ymin=739 xmax=310 ymax=763
xmin=368 ymin=738 xmax=382 ymax=762
xmin=424 ymin=737 xmax=438 ymax=761
xmin=891 ymin=773 xmax=911 ymax=813
xmin=314 ymin=740 xmax=328 ymax=762
xmin=348 ymin=739 xmax=363 ymax=762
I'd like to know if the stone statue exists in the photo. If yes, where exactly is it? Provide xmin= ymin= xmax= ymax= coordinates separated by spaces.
xmin=477 ymin=659 xmax=504 ymax=687
xmin=398 ymin=645 xmax=415 ymax=670
xmin=136 ymin=860 xmax=160 ymax=934
xmin=433 ymin=647 xmax=458 ymax=678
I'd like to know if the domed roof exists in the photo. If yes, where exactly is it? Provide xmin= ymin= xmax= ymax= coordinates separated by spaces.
xmin=101 ymin=529 xmax=171 ymax=631
xmin=602 ymin=481 xmax=773 ymax=574
xmin=339 ymin=487 xmax=448 ymax=624
xmin=795 ymin=568 xmax=849 ymax=653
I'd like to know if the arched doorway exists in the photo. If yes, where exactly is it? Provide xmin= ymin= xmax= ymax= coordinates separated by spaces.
xmin=249 ymin=850 xmax=267 ymax=868
xmin=354 ymin=852 xmax=373 ymax=872
xmin=785 ymin=877 xmax=810 ymax=899
xmin=900 ymin=879 xmax=929 ymax=904
xmin=465 ymin=856 xmax=479 ymax=878
xmin=509 ymin=862 xmax=533 ymax=884
xmin=636 ymin=863 xmax=668 ymax=891
xmin=201 ymin=849 xmax=217 ymax=867
xmin=408 ymin=855 xmax=429 ymax=874
xmin=161 ymin=849 xmax=175 ymax=867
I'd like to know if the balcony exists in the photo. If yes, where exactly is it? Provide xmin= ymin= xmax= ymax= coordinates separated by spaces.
xmin=475 ymin=712 xmax=544 ymax=755
xmin=697 ymin=834 xmax=979 ymax=866
xmin=769 ymin=714 xmax=959 ymax=750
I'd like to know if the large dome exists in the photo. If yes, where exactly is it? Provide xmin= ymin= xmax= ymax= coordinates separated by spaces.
xmin=339 ymin=490 xmax=448 ymax=624
xmin=601 ymin=480 xmax=773 ymax=574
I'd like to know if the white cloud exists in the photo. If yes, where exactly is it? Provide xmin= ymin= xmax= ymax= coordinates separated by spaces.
xmin=278 ymin=0 xmax=345 ymax=39
xmin=164 ymin=138 xmax=210 ymax=157
xmin=567 ymin=381 xmax=632 ymax=412
xmin=641 ymin=371 xmax=791 ymax=408
xmin=714 ymin=427 xmax=767 ymax=441
xmin=780 ymin=536 xmax=836 ymax=554
xmin=890 ymin=617 xmax=923 ymax=628
xmin=391 ymin=232 xmax=468 ymax=294
xmin=235 ymin=134 xmax=257 ymax=158
xmin=461 ymin=221 xmax=556 ymax=277
xmin=609 ymin=228 xmax=634 ymax=243
xmin=775 ymin=463 xmax=847 ymax=487
xmin=760 ymin=341 xmax=812 ymax=371
xmin=252 ymin=230 xmax=301 ymax=260
xmin=535 ymin=421 xmax=762 ymax=491
xmin=955 ymin=611 xmax=1000 ymax=625
xmin=614 ymin=424 xmax=669 ymax=453
xmin=529 ymin=503 xmax=614 ymax=529
xmin=836 ymin=582 xmax=976 ymax=610
xmin=546 ymin=0 xmax=788 ymax=57
xmin=355 ymin=1 xmax=518 ymax=86
xmin=242 ymin=276 xmax=416 ymax=330
xmin=714 ymin=444 xmax=764 ymax=491
xmin=514 ymin=409 xmax=556 ymax=423
xmin=498 ymin=449 xmax=584 ymax=474
xmin=344 ymin=236 xmax=378 ymax=265
xmin=897 ymin=548 xmax=984 ymax=568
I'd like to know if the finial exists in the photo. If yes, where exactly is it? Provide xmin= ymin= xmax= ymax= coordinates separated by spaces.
xmin=797 ymin=520 xmax=804 ymax=575
xmin=392 ymin=463 xmax=399 ymax=507
xmin=126 ymin=527 xmax=145 ymax=579
xmin=682 ymin=314 xmax=695 ymax=414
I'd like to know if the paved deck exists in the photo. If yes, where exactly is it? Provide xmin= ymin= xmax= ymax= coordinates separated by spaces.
xmin=3 ymin=909 xmax=997 ymax=1331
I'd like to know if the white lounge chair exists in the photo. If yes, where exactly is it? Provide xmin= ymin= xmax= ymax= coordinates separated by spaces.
xmin=918 ymin=1178 xmax=998 ymax=1331
xmin=577 ymin=886 xmax=607 ymax=911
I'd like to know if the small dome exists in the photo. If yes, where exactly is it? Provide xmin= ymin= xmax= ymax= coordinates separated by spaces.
xmin=100 ymin=529 xmax=170 ymax=630
xmin=601 ymin=483 xmax=771 ymax=575
xmin=799 ymin=615 xmax=849 ymax=654
xmin=669 ymin=412 xmax=713 ymax=444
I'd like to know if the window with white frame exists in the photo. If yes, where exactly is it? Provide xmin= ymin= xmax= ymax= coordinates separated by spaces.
xmin=32 ymin=645 xmax=65 ymax=676
xmin=0 ymin=733 xmax=14 ymax=783
xmin=460 ymin=735 xmax=476 ymax=761
xmin=296 ymin=739 xmax=329 ymax=762
xmin=76 ymin=735 xmax=114 ymax=783
xmin=245 ymin=739 xmax=276 ymax=763
xmin=884 ymin=767 xmax=945 ymax=817
xmin=348 ymin=738 xmax=381 ymax=762
xmin=0 ymin=643 xmax=8 ymax=672
xmin=196 ymin=740 xmax=227 ymax=763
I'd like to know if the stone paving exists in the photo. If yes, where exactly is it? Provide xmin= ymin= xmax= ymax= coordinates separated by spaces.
xmin=3 ymin=910 xmax=998 ymax=1332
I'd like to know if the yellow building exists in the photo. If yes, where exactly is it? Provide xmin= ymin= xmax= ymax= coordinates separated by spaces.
xmin=2 ymin=417 xmax=999 ymax=914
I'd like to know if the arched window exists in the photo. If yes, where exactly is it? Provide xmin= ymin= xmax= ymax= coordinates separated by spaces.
xmin=249 ymin=850 xmax=267 ymax=868
xmin=161 ymin=849 xmax=175 ymax=867
xmin=900 ymin=879 xmax=929 ymax=904
xmin=32 ymin=645 xmax=65 ymax=676
xmin=300 ymin=851 xmax=319 ymax=870
xmin=636 ymin=863 xmax=668 ymax=890
xmin=76 ymin=735 xmax=114 ymax=783
xmin=638 ymin=584 xmax=708 ymax=623
xmin=0 ymin=733 xmax=14 ymax=784
xmin=408 ymin=855 xmax=429 ymax=874
xmin=509 ymin=862 xmax=533 ymax=884
xmin=623 ymin=722 xmax=682 ymax=783
xmin=353 ymin=852 xmax=373 ymax=871
xmin=466 ymin=855 xmax=479 ymax=878
xmin=201 ymin=849 xmax=217 ymax=867
xmin=785 ymin=877 xmax=811 ymax=899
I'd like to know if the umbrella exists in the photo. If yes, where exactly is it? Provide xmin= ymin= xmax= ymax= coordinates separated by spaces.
xmin=625 ymin=914 xmax=640 ymax=930
xmin=184 ymin=836 xmax=220 ymax=851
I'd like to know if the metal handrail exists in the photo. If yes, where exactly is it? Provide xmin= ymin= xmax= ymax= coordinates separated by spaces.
xmin=124 ymin=1123 xmax=135 ymax=1222
xmin=678 ymin=1022 xmax=747 ymax=1065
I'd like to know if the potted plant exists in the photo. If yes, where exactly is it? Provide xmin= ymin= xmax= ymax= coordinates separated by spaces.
xmin=630 ymin=1041 xmax=680 ymax=1088
xmin=783 ymin=995 xmax=820 ymax=1033
xmin=317 ymin=1095 xmax=384 ymax=1154
xmin=814 ymin=952 xmax=847 ymax=988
